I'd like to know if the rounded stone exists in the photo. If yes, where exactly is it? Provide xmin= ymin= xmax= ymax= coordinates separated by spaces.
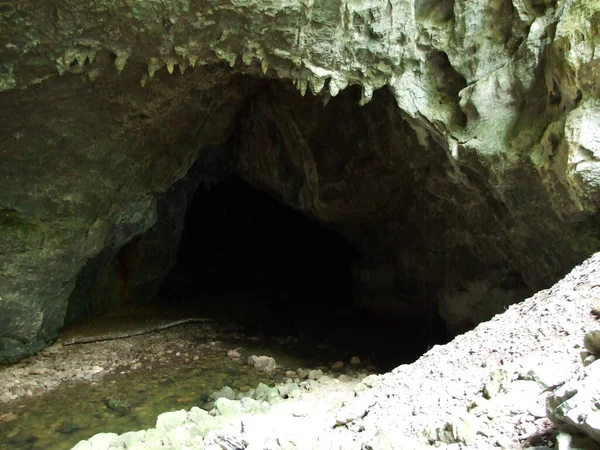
xmin=331 ymin=361 xmax=345 ymax=371
xmin=584 ymin=330 xmax=600 ymax=354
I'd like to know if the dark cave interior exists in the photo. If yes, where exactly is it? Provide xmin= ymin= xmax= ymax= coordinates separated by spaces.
xmin=160 ymin=175 xmax=450 ymax=369
xmin=161 ymin=175 xmax=360 ymax=332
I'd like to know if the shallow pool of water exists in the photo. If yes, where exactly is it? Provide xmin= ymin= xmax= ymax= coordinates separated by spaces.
xmin=0 ymin=336 xmax=338 ymax=450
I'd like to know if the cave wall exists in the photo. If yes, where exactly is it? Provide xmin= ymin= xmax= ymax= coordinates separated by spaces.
xmin=63 ymin=156 xmax=221 ymax=324
xmin=1 ymin=0 xmax=599 ymax=362
xmin=229 ymin=84 xmax=563 ymax=327
xmin=0 ymin=63 xmax=252 ymax=362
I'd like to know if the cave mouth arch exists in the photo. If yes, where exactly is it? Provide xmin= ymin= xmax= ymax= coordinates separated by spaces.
xmin=160 ymin=175 xmax=361 ymax=337
xmin=59 ymin=81 xmax=462 ymax=371
xmin=156 ymin=174 xmax=450 ymax=370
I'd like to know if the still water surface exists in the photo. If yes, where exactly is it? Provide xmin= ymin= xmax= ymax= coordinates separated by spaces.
xmin=0 ymin=336 xmax=334 ymax=450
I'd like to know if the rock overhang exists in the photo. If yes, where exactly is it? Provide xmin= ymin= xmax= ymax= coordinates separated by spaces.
xmin=1 ymin=0 xmax=600 ymax=363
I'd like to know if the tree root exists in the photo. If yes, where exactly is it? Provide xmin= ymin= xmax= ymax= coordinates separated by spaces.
xmin=62 ymin=318 xmax=212 ymax=346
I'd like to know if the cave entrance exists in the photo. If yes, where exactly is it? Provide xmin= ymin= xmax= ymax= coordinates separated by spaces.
xmin=160 ymin=175 xmax=360 ymax=337
xmin=159 ymin=174 xmax=449 ymax=370
xmin=61 ymin=83 xmax=454 ymax=371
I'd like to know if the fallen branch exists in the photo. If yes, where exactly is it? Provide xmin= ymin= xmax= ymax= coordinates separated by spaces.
xmin=62 ymin=318 xmax=212 ymax=346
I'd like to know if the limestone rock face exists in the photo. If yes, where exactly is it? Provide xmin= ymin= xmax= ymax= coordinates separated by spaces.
xmin=1 ymin=0 xmax=600 ymax=362
xmin=64 ymin=161 xmax=208 ymax=324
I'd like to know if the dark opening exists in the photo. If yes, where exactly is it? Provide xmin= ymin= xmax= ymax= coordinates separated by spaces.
xmin=160 ymin=175 xmax=449 ymax=370
xmin=161 ymin=175 xmax=360 ymax=334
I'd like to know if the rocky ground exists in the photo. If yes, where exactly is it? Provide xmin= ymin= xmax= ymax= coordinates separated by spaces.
xmin=67 ymin=252 xmax=600 ymax=449
xmin=3 ymin=253 xmax=600 ymax=450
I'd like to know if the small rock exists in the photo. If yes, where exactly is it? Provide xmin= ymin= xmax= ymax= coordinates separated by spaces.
xmin=71 ymin=441 xmax=92 ymax=450
xmin=350 ymin=356 xmax=361 ymax=366
xmin=189 ymin=415 xmax=231 ymax=438
xmin=296 ymin=368 xmax=309 ymax=379
xmin=299 ymin=380 xmax=316 ymax=391
xmin=435 ymin=411 xmax=480 ymax=446
xmin=276 ymin=383 xmax=289 ymax=397
xmin=247 ymin=355 xmax=277 ymax=373
xmin=307 ymin=369 xmax=323 ymax=380
xmin=584 ymin=330 xmax=600 ymax=355
xmin=87 ymin=432 xmax=119 ymax=449
xmin=214 ymin=398 xmax=243 ymax=416
xmin=556 ymin=431 xmax=573 ymax=450
xmin=362 ymin=374 xmax=380 ymax=388
xmin=240 ymin=397 xmax=269 ymax=414
xmin=338 ymin=374 xmax=350 ymax=382
xmin=209 ymin=386 xmax=236 ymax=401
xmin=484 ymin=368 xmax=509 ymax=399
xmin=187 ymin=406 xmax=210 ymax=424
xmin=253 ymin=383 xmax=280 ymax=403
xmin=166 ymin=426 xmax=191 ymax=445
xmin=227 ymin=349 xmax=241 ymax=359
xmin=278 ymin=382 xmax=301 ymax=399
xmin=353 ymin=382 xmax=369 ymax=395
xmin=237 ymin=389 xmax=254 ymax=400
xmin=105 ymin=398 xmax=129 ymax=416
xmin=156 ymin=410 xmax=187 ymax=431
xmin=335 ymin=397 xmax=375 ymax=425
xmin=267 ymin=396 xmax=283 ymax=406
xmin=114 ymin=430 xmax=146 ymax=448
xmin=493 ymin=380 xmax=543 ymax=416
xmin=331 ymin=361 xmax=344 ymax=371
xmin=284 ymin=370 xmax=296 ymax=377
xmin=495 ymin=435 xmax=514 ymax=449
xmin=288 ymin=387 xmax=302 ymax=399
xmin=370 ymin=429 xmax=425 ymax=449
xmin=30 ymin=367 xmax=50 ymax=375
xmin=581 ymin=350 xmax=593 ymax=363
xmin=558 ymin=432 xmax=600 ymax=450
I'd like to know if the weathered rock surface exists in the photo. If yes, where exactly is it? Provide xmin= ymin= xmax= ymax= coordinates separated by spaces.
xmin=64 ymin=160 xmax=208 ymax=323
xmin=547 ymin=351 xmax=600 ymax=444
xmin=1 ymin=0 xmax=600 ymax=362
